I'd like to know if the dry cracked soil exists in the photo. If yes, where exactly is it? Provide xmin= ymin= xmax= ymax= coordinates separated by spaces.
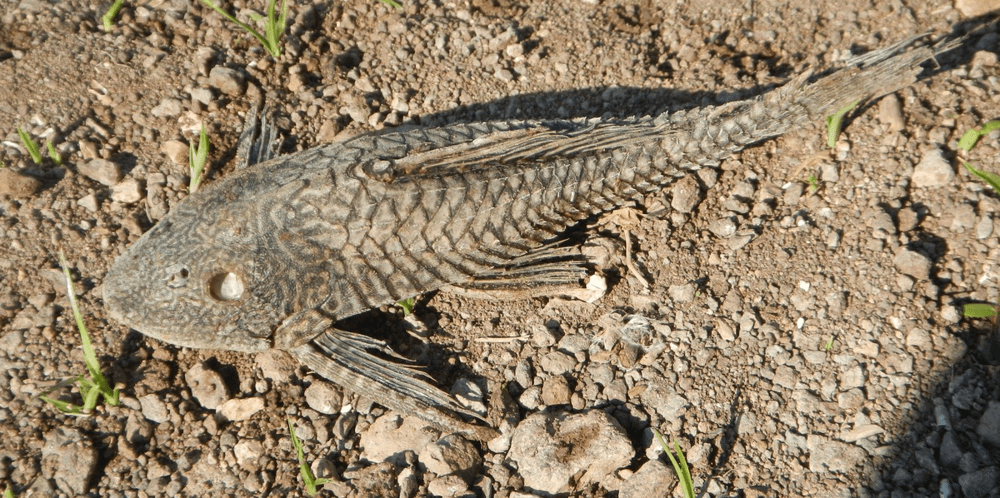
xmin=1 ymin=0 xmax=1000 ymax=497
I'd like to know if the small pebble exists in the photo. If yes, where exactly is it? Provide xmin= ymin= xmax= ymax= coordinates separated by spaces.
xmin=878 ymin=94 xmax=906 ymax=132
xmin=0 ymin=168 xmax=42 ymax=197
xmin=911 ymin=147 xmax=954 ymax=188
xmin=111 ymin=179 xmax=143 ymax=203
xmin=670 ymin=175 xmax=701 ymax=213
xmin=708 ymin=218 xmax=737 ymax=238
xmin=78 ymin=158 xmax=123 ymax=186
xmin=668 ymin=284 xmax=696 ymax=303
xmin=208 ymin=66 xmax=246 ymax=96
xmin=976 ymin=217 xmax=994 ymax=239
xmin=150 ymin=98 xmax=182 ymax=118
xmin=77 ymin=194 xmax=99 ymax=212
xmin=218 ymin=397 xmax=265 ymax=421
xmin=893 ymin=248 xmax=932 ymax=280
xmin=976 ymin=401 xmax=1000 ymax=448
xmin=185 ymin=362 xmax=230 ymax=410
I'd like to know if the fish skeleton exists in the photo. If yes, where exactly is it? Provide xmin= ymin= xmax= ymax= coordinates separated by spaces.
xmin=103 ymin=34 xmax=956 ymax=437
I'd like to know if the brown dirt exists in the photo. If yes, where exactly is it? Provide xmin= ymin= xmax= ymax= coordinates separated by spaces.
xmin=1 ymin=0 xmax=999 ymax=497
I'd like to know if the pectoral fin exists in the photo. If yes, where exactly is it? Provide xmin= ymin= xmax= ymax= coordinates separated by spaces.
xmin=274 ymin=308 xmax=334 ymax=350
xmin=289 ymin=329 xmax=499 ymax=440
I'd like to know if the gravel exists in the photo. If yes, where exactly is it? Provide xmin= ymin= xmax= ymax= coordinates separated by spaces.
xmin=0 ymin=0 xmax=998 ymax=496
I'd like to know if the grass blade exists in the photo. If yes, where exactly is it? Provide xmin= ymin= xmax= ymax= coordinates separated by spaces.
xmin=963 ymin=303 xmax=999 ymax=319
xmin=59 ymin=250 xmax=119 ymax=407
xmin=39 ymin=395 xmax=86 ymax=416
xmin=958 ymin=120 xmax=1000 ymax=152
xmin=653 ymin=429 xmax=696 ymax=498
xmin=396 ymin=297 xmax=415 ymax=316
xmin=379 ymin=0 xmax=403 ymax=8
xmin=102 ymin=0 xmax=125 ymax=32
xmin=16 ymin=127 xmax=42 ymax=164
xmin=289 ymin=418 xmax=330 ymax=496
xmin=45 ymin=141 xmax=62 ymax=165
xmin=264 ymin=0 xmax=289 ymax=57
xmin=964 ymin=162 xmax=1000 ymax=194
xmin=825 ymin=99 xmax=860 ymax=149
xmin=199 ymin=0 xmax=284 ymax=58
xmin=189 ymin=123 xmax=210 ymax=193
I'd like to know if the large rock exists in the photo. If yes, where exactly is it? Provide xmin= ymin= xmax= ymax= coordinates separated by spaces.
xmin=304 ymin=380 xmax=343 ymax=415
xmin=255 ymin=349 xmax=298 ymax=381
xmin=508 ymin=409 xmax=634 ymax=496
xmin=218 ymin=397 xmax=264 ymax=421
xmin=208 ymin=66 xmax=246 ymax=96
xmin=960 ymin=466 xmax=999 ymax=498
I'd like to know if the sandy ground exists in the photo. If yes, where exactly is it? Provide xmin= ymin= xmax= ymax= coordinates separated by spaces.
xmin=1 ymin=0 xmax=1000 ymax=496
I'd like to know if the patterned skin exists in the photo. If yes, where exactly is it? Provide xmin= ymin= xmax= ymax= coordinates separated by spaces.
xmin=103 ymin=34 xmax=954 ymax=438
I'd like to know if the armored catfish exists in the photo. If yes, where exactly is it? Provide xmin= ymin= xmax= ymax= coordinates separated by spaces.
xmin=103 ymin=34 xmax=955 ymax=435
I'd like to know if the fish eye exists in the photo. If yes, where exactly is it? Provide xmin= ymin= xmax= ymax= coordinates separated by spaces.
xmin=208 ymin=272 xmax=245 ymax=302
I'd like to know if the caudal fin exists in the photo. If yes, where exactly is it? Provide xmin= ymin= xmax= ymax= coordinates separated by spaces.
xmin=788 ymin=32 xmax=960 ymax=122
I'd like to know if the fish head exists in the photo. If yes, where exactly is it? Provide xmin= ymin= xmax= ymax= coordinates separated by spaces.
xmin=103 ymin=184 xmax=288 ymax=353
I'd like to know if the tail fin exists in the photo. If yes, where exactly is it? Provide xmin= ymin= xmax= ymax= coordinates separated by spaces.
xmin=788 ymin=32 xmax=959 ymax=122
xmin=663 ymin=32 xmax=962 ymax=168
xmin=755 ymin=32 xmax=961 ymax=139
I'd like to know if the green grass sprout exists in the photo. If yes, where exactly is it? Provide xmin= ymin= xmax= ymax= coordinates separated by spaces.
xmin=958 ymin=120 xmax=1000 ymax=152
xmin=40 ymin=251 xmax=121 ymax=415
xmin=378 ymin=0 xmax=403 ymax=8
xmin=189 ymin=123 xmax=210 ymax=193
xmin=653 ymin=429 xmax=695 ymax=498
xmin=102 ymin=0 xmax=125 ymax=32
xmin=200 ymin=0 xmax=288 ymax=58
xmin=963 ymin=303 xmax=999 ymax=319
xmin=396 ymin=297 xmax=415 ymax=316
xmin=825 ymin=99 xmax=860 ymax=149
xmin=46 ymin=141 xmax=62 ymax=165
xmin=964 ymin=162 xmax=1000 ymax=194
xmin=962 ymin=141 xmax=1000 ymax=323
xmin=289 ymin=418 xmax=330 ymax=496
xmin=16 ymin=128 xmax=42 ymax=164
xmin=824 ymin=337 xmax=834 ymax=351
xmin=806 ymin=172 xmax=820 ymax=194
xmin=3 ymin=485 xmax=13 ymax=498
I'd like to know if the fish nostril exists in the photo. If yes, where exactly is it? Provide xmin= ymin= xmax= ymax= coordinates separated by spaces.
xmin=208 ymin=272 xmax=244 ymax=302
xmin=165 ymin=264 xmax=190 ymax=288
